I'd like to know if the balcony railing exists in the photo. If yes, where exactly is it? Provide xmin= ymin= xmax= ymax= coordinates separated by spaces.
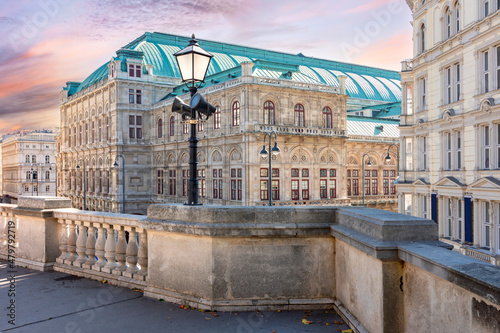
xmin=401 ymin=60 xmax=413 ymax=72
xmin=255 ymin=125 xmax=346 ymax=137
xmin=256 ymin=198 xmax=351 ymax=207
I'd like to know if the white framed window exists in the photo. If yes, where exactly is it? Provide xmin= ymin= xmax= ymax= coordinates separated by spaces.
xmin=455 ymin=2 xmax=460 ymax=33
xmin=484 ymin=0 xmax=490 ymax=17
xmin=455 ymin=63 xmax=461 ymax=100
xmin=405 ymin=137 xmax=413 ymax=170
xmin=456 ymin=130 xmax=462 ymax=170
xmin=445 ymin=132 xmax=452 ymax=170
xmin=445 ymin=8 xmax=452 ymax=39
xmin=497 ymin=203 xmax=500 ymax=254
xmin=420 ymin=136 xmax=427 ymax=170
xmin=406 ymin=84 xmax=413 ymax=115
xmin=421 ymin=195 xmax=428 ymax=219
xmin=483 ymin=201 xmax=491 ymax=248
xmin=419 ymin=24 xmax=426 ymax=54
xmin=496 ymin=45 xmax=500 ymax=90
xmin=45 ymin=155 xmax=50 ymax=163
xmin=445 ymin=66 xmax=452 ymax=104
xmin=483 ymin=50 xmax=490 ymax=93
xmin=496 ymin=124 xmax=500 ymax=169
xmin=456 ymin=199 xmax=463 ymax=240
xmin=404 ymin=194 xmax=413 ymax=216
xmin=483 ymin=125 xmax=491 ymax=169
xmin=419 ymin=78 xmax=426 ymax=110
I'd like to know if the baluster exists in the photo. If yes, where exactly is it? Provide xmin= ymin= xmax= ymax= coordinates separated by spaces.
xmin=65 ymin=221 xmax=78 ymax=264
xmin=56 ymin=219 xmax=69 ymax=264
xmin=93 ymin=224 xmax=106 ymax=272
xmin=102 ymin=224 xmax=116 ymax=273
xmin=124 ymin=228 xmax=138 ymax=277
xmin=74 ymin=222 xmax=88 ymax=267
xmin=83 ymin=223 xmax=96 ymax=269
xmin=113 ymin=226 xmax=127 ymax=275
xmin=136 ymin=229 xmax=148 ymax=280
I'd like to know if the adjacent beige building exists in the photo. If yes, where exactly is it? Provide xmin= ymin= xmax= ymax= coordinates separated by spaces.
xmin=1 ymin=130 xmax=57 ymax=203
xmin=400 ymin=0 xmax=500 ymax=265
xmin=57 ymin=33 xmax=400 ymax=214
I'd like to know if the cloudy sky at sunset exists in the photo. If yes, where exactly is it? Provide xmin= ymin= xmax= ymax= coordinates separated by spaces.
xmin=0 ymin=0 xmax=412 ymax=133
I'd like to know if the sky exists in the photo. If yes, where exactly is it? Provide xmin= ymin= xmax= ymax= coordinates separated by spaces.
xmin=0 ymin=0 xmax=413 ymax=133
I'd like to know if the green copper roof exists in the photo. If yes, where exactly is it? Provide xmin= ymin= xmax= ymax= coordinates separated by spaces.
xmin=73 ymin=32 xmax=401 ymax=102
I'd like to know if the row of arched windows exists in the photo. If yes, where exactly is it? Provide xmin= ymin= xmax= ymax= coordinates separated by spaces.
xmin=67 ymin=116 xmax=110 ymax=147
xmin=156 ymin=101 xmax=335 ymax=138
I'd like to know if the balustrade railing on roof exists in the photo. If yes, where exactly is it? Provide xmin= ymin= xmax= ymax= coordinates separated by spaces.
xmin=255 ymin=124 xmax=346 ymax=137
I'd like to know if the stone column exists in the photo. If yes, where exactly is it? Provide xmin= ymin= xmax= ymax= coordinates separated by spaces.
xmin=83 ymin=223 xmax=96 ymax=269
xmin=93 ymin=223 xmax=106 ymax=272
xmin=102 ymin=224 xmax=117 ymax=273
xmin=56 ymin=219 xmax=69 ymax=264
xmin=74 ymin=221 xmax=88 ymax=267
xmin=124 ymin=227 xmax=139 ymax=277
xmin=113 ymin=227 xmax=127 ymax=275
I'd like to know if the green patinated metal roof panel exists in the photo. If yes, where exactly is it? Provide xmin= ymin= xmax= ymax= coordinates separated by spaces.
xmin=72 ymin=32 xmax=401 ymax=102
xmin=346 ymin=117 xmax=399 ymax=138
xmin=75 ymin=62 xmax=109 ymax=94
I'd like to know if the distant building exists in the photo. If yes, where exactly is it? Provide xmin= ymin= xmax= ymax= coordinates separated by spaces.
xmin=57 ymin=32 xmax=400 ymax=214
xmin=399 ymin=0 xmax=500 ymax=265
xmin=1 ymin=130 xmax=57 ymax=203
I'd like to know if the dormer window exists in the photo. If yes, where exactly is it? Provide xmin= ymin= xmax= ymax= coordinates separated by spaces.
xmin=128 ymin=64 xmax=142 ymax=78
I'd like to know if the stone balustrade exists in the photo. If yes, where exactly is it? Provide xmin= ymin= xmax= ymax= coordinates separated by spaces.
xmin=1 ymin=198 xmax=499 ymax=333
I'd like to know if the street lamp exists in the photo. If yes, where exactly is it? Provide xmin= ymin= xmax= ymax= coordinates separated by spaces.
xmin=385 ymin=143 xmax=400 ymax=177
xmin=173 ymin=34 xmax=214 ymax=206
xmin=76 ymin=159 xmax=86 ymax=210
xmin=31 ymin=164 xmax=39 ymax=196
xmin=362 ymin=152 xmax=372 ymax=207
xmin=113 ymin=155 xmax=125 ymax=214
xmin=259 ymin=131 xmax=280 ymax=206
xmin=49 ymin=163 xmax=57 ymax=196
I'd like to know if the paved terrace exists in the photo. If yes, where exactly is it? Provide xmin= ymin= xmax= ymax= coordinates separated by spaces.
xmin=0 ymin=261 xmax=351 ymax=333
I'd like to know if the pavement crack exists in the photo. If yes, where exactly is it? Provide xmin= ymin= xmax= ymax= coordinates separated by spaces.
xmin=2 ymin=295 xmax=143 ymax=332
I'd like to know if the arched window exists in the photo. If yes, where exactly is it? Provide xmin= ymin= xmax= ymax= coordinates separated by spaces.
xmin=323 ymin=107 xmax=332 ymax=129
xmin=445 ymin=7 xmax=452 ymax=39
xmin=32 ymin=155 xmax=36 ymax=163
xmin=263 ymin=100 xmax=275 ymax=125
xmin=420 ymin=24 xmax=426 ymax=54
xmin=294 ymin=104 xmax=305 ymax=127
xmin=232 ymin=101 xmax=240 ymax=126
xmin=454 ymin=2 xmax=460 ymax=33
xmin=25 ymin=155 xmax=30 ymax=163
xmin=214 ymin=105 xmax=221 ymax=129
xmin=45 ymin=171 xmax=50 ymax=180
xmin=158 ymin=118 xmax=163 ymax=138
xmin=169 ymin=116 xmax=175 ymax=136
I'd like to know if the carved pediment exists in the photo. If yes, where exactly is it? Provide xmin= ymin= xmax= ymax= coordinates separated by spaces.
xmin=412 ymin=178 xmax=430 ymax=186
xmin=469 ymin=177 xmax=500 ymax=190
xmin=433 ymin=176 xmax=465 ymax=188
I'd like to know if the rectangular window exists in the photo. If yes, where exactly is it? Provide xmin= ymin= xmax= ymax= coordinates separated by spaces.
xmin=484 ymin=125 xmax=491 ymax=169
xmin=446 ymin=198 xmax=453 ymax=237
xmin=484 ymin=201 xmax=491 ymax=248
xmin=421 ymin=195 xmax=428 ymax=219
xmin=404 ymin=194 xmax=412 ymax=216
xmin=136 ymin=90 xmax=142 ymax=105
xmin=260 ymin=180 xmax=268 ymax=201
xmin=291 ymin=179 xmax=299 ymax=200
xmin=406 ymin=84 xmax=413 ymax=115
xmin=213 ymin=168 xmax=223 ymax=199
xmin=445 ymin=66 xmax=452 ymax=104
xmin=230 ymin=168 xmax=242 ymax=200
xmin=169 ymin=170 xmax=176 ymax=196
xmin=456 ymin=131 xmax=462 ymax=169
xmin=129 ymin=89 xmax=135 ymax=103
xmin=320 ymin=179 xmax=327 ymax=198
xmin=483 ymin=51 xmax=490 ymax=93
xmin=157 ymin=170 xmax=164 ymax=195
xmin=329 ymin=179 xmax=337 ymax=198
xmin=455 ymin=63 xmax=461 ymax=100
xmin=405 ymin=137 xmax=413 ymax=170
xmin=421 ymin=136 xmax=427 ymax=170
xmin=272 ymin=180 xmax=280 ymax=200
xmin=46 ymin=185 xmax=50 ymax=192
xmin=129 ymin=64 xmax=142 ymax=78
xmin=445 ymin=132 xmax=452 ymax=170
xmin=496 ymin=46 xmax=500 ymax=90
xmin=198 ymin=169 xmax=205 ymax=198
xmin=420 ymin=78 xmax=426 ymax=110
xmin=484 ymin=0 xmax=490 ymax=17
xmin=371 ymin=179 xmax=378 ymax=195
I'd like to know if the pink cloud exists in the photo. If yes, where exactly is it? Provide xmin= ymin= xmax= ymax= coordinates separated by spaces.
xmin=345 ymin=0 xmax=398 ymax=14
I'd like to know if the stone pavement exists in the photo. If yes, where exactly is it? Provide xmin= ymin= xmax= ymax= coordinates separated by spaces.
xmin=0 ymin=261 xmax=352 ymax=333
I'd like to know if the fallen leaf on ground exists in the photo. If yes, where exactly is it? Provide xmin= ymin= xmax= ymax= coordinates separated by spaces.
xmin=213 ymin=314 xmax=219 ymax=317
xmin=302 ymin=319 xmax=313 ymax=325
xmin=272 ymin=330 xmax=276 ymax=333
xmin=334 ymin=320 xmax=344 ymax=325
xmin=277 ymin=310 xmax=281 ymax=313
xmin=204 ymin=317 xmax=211 ymax=320
xmin=342 ymin=330 xmax=353 ymax=333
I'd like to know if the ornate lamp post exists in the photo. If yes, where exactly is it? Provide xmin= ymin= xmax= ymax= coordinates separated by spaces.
xmin=49 ymin=163 xmax=57 ymax=196
xmin=113 ymin=155 xmax=125 ymax=214
xmin=385 ymin=143 xmax=400 ymax=176
xmin=173 ymin=34 xmax=214 ymax=206
xmin=76 ymin=159 xmax=86 ymax=210
xmin=259 ymin=131 xmax=280 ymax=206
xmin=361 ymin=152 xmax=372 ymax=207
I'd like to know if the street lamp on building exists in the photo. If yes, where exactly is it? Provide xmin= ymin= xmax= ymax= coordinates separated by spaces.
xmin=172 ymin=34 xmax=214 ymax=206
xmin=361 ymin=152 xmax=372 ymax=207
xmin=259 ymin=131 xmax=280 ymax=206
xmin=31 ymin=164 xmax=39 ymax=196
xmin=76 ymin=159 xmax=86 ymax=210
xmin=113 ymin=155 xmax=125 ymax=214
xmin=385 ymin=144 xmax=400 ymax=177
xmin=49 ymin=163 xmax=57 ymax=196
